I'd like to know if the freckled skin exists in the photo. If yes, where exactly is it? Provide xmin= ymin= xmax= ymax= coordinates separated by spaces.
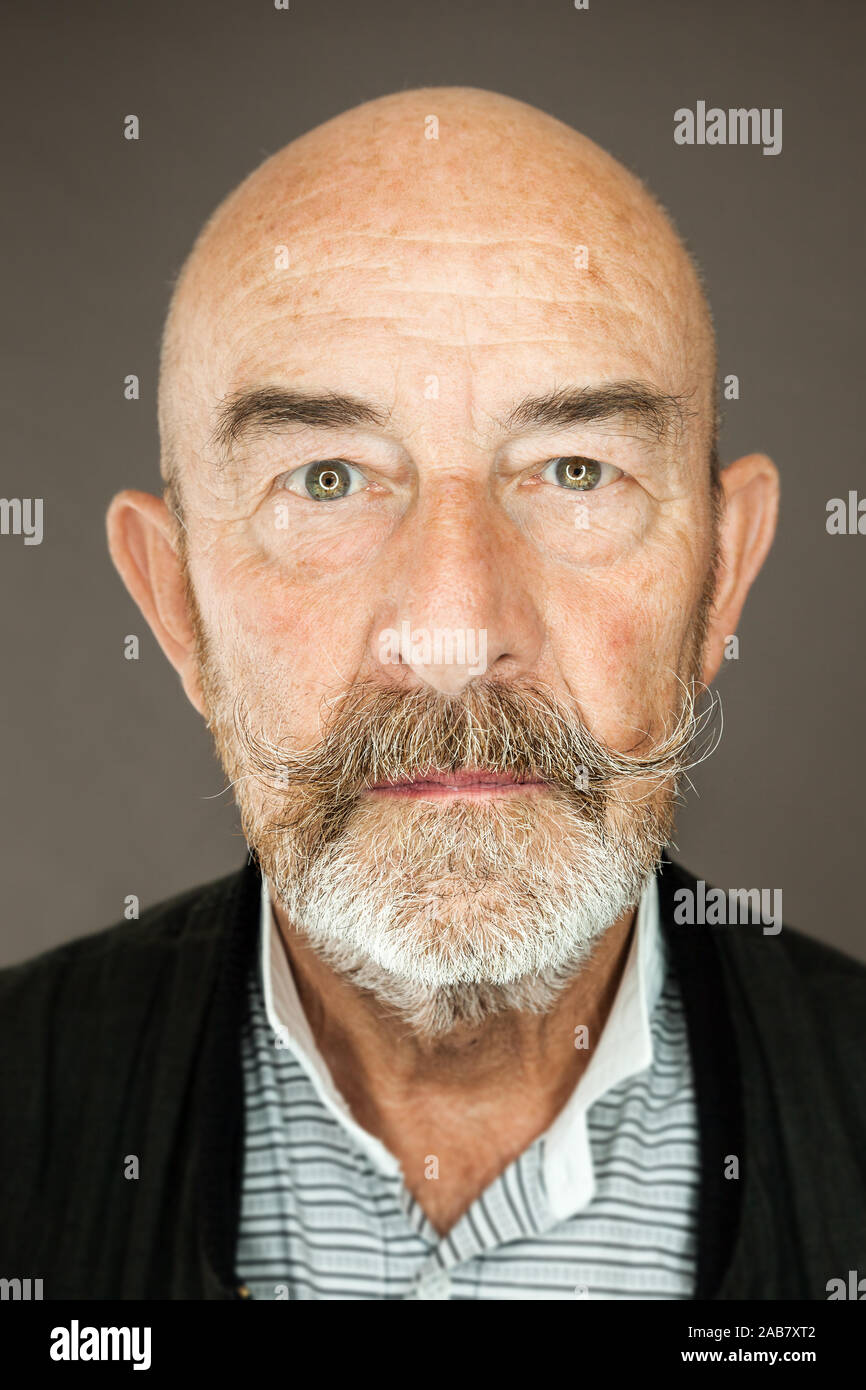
xmin=106 ymin=88 xmax=779 ymax=1233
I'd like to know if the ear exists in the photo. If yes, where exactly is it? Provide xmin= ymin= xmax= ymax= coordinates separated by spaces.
xmin=106 ymin=490 xmax=207 ymax=716
xmin=701 ymin=453 xmax=780 ymax=685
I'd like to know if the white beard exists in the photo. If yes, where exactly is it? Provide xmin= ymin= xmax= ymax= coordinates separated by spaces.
xmin=266 ymin=790 xmax=664 ymax=1038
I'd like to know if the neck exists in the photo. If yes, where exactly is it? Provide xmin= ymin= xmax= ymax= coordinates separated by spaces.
xmin=271 ymin=895 xmax=637 ymax=1233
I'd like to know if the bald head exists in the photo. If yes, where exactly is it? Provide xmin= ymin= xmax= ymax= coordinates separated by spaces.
xmin=158 ymin=86 xmax=717 ymax=508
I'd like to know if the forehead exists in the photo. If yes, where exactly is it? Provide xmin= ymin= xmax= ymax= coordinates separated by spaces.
xmin=174 ymin=143 xmax=708 ymax=443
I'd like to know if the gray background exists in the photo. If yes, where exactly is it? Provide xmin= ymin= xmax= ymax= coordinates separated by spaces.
xmin=1 ymin=0 xmax=862 ymax=966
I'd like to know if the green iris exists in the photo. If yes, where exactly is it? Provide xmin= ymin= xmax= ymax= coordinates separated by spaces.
xmin=555 ymin=457 xmax=601 ymax=490
xmin=305 ymin=460 xmax=352 ymax=500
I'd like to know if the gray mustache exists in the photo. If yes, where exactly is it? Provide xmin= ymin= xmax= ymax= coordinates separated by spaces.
xmin=232 ymin=677 xmax=717 ymax=828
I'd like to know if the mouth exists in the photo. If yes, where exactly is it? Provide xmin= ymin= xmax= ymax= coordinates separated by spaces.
xmin=364 ymin=769 xmax=548 ymax=799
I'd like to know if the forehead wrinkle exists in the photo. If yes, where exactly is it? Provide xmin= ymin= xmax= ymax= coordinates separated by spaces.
xmin=208 ymin=255 xmax=646 ymax=337
xmin=324 ymin=230 xmax=587 ymax=251
xmin=203 ymin=234 xmax=607 ymax=298
xmin=179 ymin=192 xmax=676 ymax=333
xmin=211 ymin=258 xmax=639 ymax=343
xmin=213 ymin=296 xmax=671 ymax=400
xmin=177 ymin=215 xmax=684 ymax=368
xmin=210 ymin=274 xmax=626 ymax=308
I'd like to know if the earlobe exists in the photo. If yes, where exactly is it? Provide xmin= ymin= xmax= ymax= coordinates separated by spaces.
xmin=701 ymin=453 xmax=780 ymax=686
xmin=105 ymin=490 xmax=207 ymax=716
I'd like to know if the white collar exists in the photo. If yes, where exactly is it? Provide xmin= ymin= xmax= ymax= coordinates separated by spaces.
xmin=260 ymin=870 xmax=665 ymax=1219
xmin=541 ymin=872 xmax=665 ymax=1218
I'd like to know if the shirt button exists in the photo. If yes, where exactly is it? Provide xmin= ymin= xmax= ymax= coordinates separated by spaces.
xmin=414 ymin=1269 xmax=451 ymax=1300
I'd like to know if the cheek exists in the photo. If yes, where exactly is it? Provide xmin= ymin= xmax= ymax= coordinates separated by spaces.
xmin=546 ymin=571 xmax=697 ymax=746
xmin=197 ymin=547 xmax=373 ymax=729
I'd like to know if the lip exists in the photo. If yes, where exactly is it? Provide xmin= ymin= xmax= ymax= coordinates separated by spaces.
xmin=365 ymin=770 xmax=546 ymax=799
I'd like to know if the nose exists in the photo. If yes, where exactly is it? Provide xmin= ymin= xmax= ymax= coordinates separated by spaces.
xmin=373 ymin=475 xmax=545 ymax=696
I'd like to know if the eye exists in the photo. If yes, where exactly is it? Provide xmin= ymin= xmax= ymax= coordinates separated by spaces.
xmin=539 ymin=456 xmax=623 ymax=491
xmin=279 ymin=459 xmax=367 ymax=501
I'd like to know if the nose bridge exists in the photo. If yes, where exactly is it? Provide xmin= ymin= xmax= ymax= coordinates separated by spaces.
xmin=411 ymin=474 xmax=498 ymax=625
xmin=376 ymin=471 xmax=543 ymax=696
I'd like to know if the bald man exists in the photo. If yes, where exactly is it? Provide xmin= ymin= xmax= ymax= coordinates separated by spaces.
xmin=2 ymin=88 xmax=865 ymax=1304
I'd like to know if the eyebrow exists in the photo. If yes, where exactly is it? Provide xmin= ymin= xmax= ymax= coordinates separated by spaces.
xmin=209 ymin=378 xmax=690 ymax=466
xmin=210 ymin=386 xmax=390 ymax=459
xmin=503 ymin=381 xmax=690 ymax=442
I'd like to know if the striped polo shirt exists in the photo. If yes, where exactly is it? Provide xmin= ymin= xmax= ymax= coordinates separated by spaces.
xmin=235 ymin=873 xmax=700 ymax=1299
